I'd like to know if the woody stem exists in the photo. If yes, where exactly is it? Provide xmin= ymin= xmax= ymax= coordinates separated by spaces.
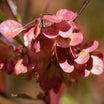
xmin=78 ymin=0 xmax=90 ymax=16
xmin=74 ymin=0 xmax=90 ymax=21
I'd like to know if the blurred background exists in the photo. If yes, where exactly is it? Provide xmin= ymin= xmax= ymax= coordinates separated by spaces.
xmin=0 ymin=0 xmax=104 ymax=104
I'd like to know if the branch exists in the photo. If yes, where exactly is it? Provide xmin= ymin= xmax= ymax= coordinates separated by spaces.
xmin=6 ymin=0 xmax=21 ymax=23
xmin=75 ymin=0 xmax=90 ymax=20
xmin=43 ymin=0 xmax=49 ymax=13
xmin=5 ymin=0 xmax=25 ymax=46
xmin=23 ymin=19 xmax=36 ymax=28
xmin=78 ymin=0 xmax=90 ymax=15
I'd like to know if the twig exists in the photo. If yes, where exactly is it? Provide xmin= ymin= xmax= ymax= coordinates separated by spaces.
xmin=6 ymin=0 xmax=21 ymax=23
xmin=75 ymin=0 xmax=90 ymax=20
xmin=5 ymin=0 xmax=25 ymax=46
xmin=40 ymin=15 xmax=44 ymax=27
xmin=43 ymin=0 xmax=49 ymax=13
xmin=78 ymin=0 xmax=90 ymax=15
xmin=23 ymin=19 xmax=36 ymax=28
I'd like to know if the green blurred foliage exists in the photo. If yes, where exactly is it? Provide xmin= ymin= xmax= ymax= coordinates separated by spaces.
xmin=11 ymin=93 xmax=36 ymax=100
xmin=0 ymin=10 xmax=7 ymax=22
xmin=60 ymin=93 xmax=79 ymax=104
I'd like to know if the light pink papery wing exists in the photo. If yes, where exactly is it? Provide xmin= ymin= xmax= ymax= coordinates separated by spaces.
xmin=59 ymin=60 xmax=74 ymax=73
xmin=84 ymin=70 xmax=90 ymax=77
xmin=0 ymin=20 xmax=23 ymax=39
xmin=14 ymin=59 xmax=27 ymax=75
xmin=75 ymin=51 xmax=90 ymax=64
xmin=56 ymin=9 xmax=77 ymax=21
xmin=43 ymin=15 xmax=63 ymax=23
xmin=69 ymin=32 xmax=83 ymax=46
xmin=91 ymin=55 xmax=103 ymax=75
xmin=83 ymin=41 xmax=99 ymax=52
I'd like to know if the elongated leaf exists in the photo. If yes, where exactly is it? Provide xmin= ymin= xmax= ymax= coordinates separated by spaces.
xmin=11 ymin=93 xmax=36 ymax=100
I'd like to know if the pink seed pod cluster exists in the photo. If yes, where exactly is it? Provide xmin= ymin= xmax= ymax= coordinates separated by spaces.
xmin=0 ymin=9 xmax=103 ymax=93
